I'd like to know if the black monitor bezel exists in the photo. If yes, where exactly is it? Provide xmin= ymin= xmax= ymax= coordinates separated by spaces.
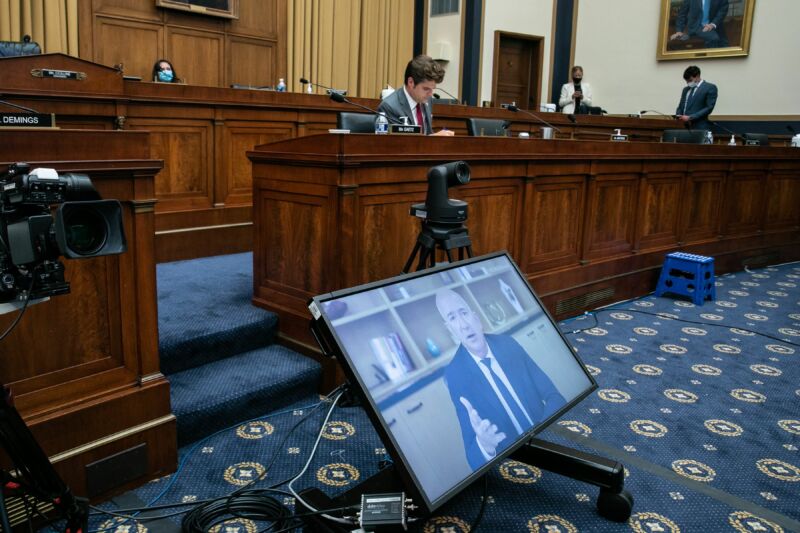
xmin=308 ymin=251 xmax=598 ymax=514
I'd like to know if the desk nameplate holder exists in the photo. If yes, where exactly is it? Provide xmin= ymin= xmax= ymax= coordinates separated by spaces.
xmin=31 ymin=68 xmax=87 ymax=81
xmin=0 ymin=113 xmax=57 ymax=129
xmin=390 ymin=124 xmax=422 ymax=134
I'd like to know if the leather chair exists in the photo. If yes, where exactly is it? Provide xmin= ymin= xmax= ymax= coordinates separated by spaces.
xmin=743 ymin=133 xmax=769 ymax=146
xmin=662 ymin=129 xmax=708 ymax=144
xmin=466 ymin=118 xmax=508 ymax=137
xmin=337 ymin=112 xmax=376 ymax=133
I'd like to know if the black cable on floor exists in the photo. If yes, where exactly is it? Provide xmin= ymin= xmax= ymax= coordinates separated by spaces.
xmin=468 ymin=474 xmax=489 ymax=532
xmin=181 ymin=489 xmax=291 ymax=533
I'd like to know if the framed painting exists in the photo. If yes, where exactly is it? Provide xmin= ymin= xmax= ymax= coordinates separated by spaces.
xmin=657 ymin=0 xmax=755 ymax=60
xmin=155 ymin=0 xmax=239 ymax=19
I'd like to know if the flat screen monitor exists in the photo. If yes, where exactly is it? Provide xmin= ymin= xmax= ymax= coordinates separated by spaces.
xmin=308 ymin=252 xmax=596 ymax=513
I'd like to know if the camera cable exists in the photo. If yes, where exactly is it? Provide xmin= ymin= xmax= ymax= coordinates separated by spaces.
xmin=0 ymin=265 xmax=37 ymax=341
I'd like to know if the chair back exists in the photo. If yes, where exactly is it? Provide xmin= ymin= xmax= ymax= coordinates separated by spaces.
xmin=466 ymin=118 xmax=508 ymax=137
xmin=337 ymin=112 xmax=376 ymax=133
xmin=662 ymin=129 xmax=708 ymax=144
xmin=743 ymin=133 xmax=769 ymax=146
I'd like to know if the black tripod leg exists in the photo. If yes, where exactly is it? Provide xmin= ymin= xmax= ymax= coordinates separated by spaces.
xmin=510 ymin=438 xmax=633 ymax=522
xmin=402 ymin=242 xmax=423 ymax=274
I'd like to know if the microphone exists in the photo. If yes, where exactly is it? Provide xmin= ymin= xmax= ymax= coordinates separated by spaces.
xmin=328 ymin=92 xmax=401 ymax=125
xmin=710 ymin=120 xmax=744 ymax=142
xmin=299 ymin=77 xmax=346 ymax=96
xmin=640 ymin=110 xmax=678 ymax=119
xmin=0 ymin=99 xmax=39 ymax=114
xmin=788 ymin=125 xmax=797 ymax=135
xmin=507 ymin=104 xmax=561 ymax=133
xmin=434 ymin=87 xmax=461 ymax=103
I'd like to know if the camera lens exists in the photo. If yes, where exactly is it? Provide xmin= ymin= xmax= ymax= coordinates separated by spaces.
xmin=62 ymin=206 xmax=108 ymax=256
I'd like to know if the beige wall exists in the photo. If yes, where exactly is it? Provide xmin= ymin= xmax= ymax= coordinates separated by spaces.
xmin=481 ymin=0 xmax=554 ymax=105
xmin=425 ymin=0 xmax=799 ymax=118
xmin=426 ymin=7 xmax=463 ymax=99
xmin=574 ymin=0 xmax=800 ymax=117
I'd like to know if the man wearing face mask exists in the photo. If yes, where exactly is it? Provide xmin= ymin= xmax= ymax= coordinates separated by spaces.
xmin=676 ymin=65 xmax=717 ymax=130
xmin=558 ymin=66 xmax=592 ymax=114
xmin=152 ymin=59 xmax=182 ymax=84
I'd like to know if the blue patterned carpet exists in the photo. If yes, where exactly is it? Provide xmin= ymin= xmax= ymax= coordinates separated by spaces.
xmin=90 ymin=262 xmax=800 ymax=533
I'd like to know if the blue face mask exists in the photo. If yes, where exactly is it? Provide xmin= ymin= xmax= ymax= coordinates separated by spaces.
xmin=158 ymin=70 xmax=174 ymax=82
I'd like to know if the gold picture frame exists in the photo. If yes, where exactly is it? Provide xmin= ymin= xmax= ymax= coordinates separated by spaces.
xmin=657 ymin=0 xmax=755 ymax=60
xmin=155 ymin=0 xmax=239 ymax=20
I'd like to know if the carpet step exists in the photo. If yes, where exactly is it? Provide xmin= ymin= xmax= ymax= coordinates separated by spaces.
xmin=169 ymin=344 xmax=322 ymax=446
xmin=157 ymin=252 xmax=279 ymax=375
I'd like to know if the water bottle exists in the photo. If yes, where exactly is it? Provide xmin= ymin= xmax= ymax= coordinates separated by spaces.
xmin=728 ymin=135 xmax=737 ymax=146
xmin=276 ymin=78 xmax=286 ymax=92
xmin=374 ymin=112 xmax=389 ymax=135
xmin=704 ymin=130 xmax=714 ymax=144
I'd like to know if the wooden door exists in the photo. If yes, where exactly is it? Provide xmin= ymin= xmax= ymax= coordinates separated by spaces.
xmin=491 ymin=31 xmax=543 ymax=110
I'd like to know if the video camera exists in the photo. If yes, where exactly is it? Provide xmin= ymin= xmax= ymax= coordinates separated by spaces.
xmin=0 ymin=163 xmax=127 ymax=304
xmin=410 ymin=161 xmax=471 ymax=225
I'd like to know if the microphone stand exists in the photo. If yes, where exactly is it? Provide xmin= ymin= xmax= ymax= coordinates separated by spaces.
xmin=640 ymin=110 xmax=678 ymax=120
xmin=328 ymin=92 xmax=402 ymax=125
xmin=0 ymin=99 xmax=39 ymax=113
xmin=434 ymin=88 xmax=462 ymax=104
xmin=710 ymin=121 xmax=745 ymax=144
xmin=300 ymin=77 xmax=346 ymax=95
xmin=506 ymin=104 xmax=562 ymax=138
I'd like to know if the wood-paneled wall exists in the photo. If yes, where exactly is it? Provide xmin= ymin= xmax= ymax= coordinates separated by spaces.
xmin=0 ymin=53 xmax=732 ymax=264
xmin=0 ymin=130 xmax=175 ymax=500
xmin=78 ymin=0 xmax=287 ymax=88
xmin=248 ymin=135 xmax=800 ymax=357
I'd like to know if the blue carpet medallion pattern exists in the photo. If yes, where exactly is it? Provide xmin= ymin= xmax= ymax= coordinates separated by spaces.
xmin=89 ymin=261 xmax=799 ymax=533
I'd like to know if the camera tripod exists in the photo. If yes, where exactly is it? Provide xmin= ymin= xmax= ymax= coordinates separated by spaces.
xmin=402 ymin=220 xmax=473 ymax=273
xmin=0 ymin=383 xmax=88 ymax=533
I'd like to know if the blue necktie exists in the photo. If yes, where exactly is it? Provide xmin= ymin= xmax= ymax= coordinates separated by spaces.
xmin=684 ymin=87 xmax=696 ymax=114
xmin=702 ymin=0 xmax=710 ymax=25
xmin=479 ymin=358 xmax=531 ymax=435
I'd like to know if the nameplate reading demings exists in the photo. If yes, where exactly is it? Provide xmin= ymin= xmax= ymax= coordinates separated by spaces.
xmin=0 ymin=113 xmax=56 ymax=129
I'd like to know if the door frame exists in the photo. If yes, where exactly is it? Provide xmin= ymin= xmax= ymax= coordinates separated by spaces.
xmin=491 ymin=30 xmax=544 ymax=109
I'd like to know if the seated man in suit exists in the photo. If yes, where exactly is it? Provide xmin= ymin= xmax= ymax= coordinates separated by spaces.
xmin=669 ymin=0 xmax=729 ymax=48
xmin=676 ymin=65 xmax=718 ymax=130
xmin=378 ymin=55 xmax=454 ymax=136
xmin=435 ymin=288 xmax=565 ymax=471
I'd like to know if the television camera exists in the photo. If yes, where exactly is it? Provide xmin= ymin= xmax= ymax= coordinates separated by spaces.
xmin=0 ymin=162 xmax=127 ymax=305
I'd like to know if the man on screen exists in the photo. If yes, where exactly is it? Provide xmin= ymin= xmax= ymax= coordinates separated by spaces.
xmin=435 ymin=289 xmax=565 ymax=470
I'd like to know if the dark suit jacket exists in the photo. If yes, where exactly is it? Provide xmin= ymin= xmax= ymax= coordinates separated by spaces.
xmin=377 ymin=87 xmax=433 ymax=134
xmin=676 ymin=80 xmax=718 ymax=130
xmin=675 ymin=0 xmax=728 ymax=34
xmin=444 ymin=334 xmax=566 ymax=470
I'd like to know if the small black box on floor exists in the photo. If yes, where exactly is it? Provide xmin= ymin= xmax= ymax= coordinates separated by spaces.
xmin=359 ymin=492 xmax=407 ymax=532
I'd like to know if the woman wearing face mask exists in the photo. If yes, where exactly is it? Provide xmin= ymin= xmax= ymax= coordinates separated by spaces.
xmin=152 ymin=59 xmax=182 ymax=83
xmin=558 ymin=66 xmax=592 ymax=114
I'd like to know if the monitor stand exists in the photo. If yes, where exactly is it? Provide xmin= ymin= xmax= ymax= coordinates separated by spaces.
xmin=298 ymin=425 xmax=632 ymax=531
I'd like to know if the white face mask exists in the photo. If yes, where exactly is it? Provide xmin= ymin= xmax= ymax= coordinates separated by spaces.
xmin=687 ymin=81 xmax=698 ymax=89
